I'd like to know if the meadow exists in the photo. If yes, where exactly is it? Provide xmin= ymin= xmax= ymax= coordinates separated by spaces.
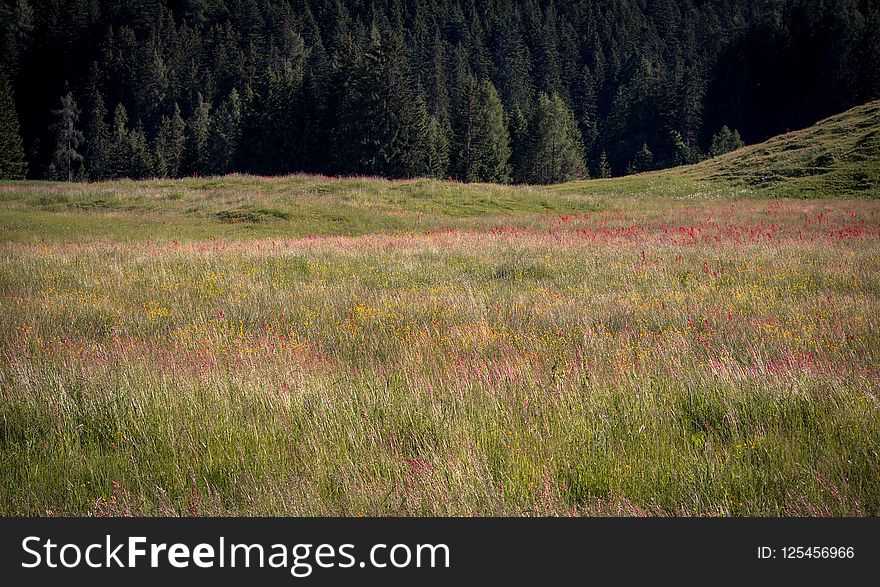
xmin=1 ymin=174 xmax=878 ymax=516
xmin=1 ymin=104 xmax=879 ymax=516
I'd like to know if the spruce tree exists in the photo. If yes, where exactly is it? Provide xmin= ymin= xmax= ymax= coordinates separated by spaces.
xmin=155 ymin=104 xmax=186 ymax=178
xmin=709 ymin=126 xmax=744 ymax=157
xmin=492 ymin=11 xmax=533 ymax=113
xmin=299 ymin=8 xmax=332 ymax=173
xmin=597 ymin=150 xmax=611 ymax=178
xmin=507 ymin=105 xmax=528 ymax=183
xmin=127 ymin=122 xmax=154 ymax=179
xmin=425 ymin=114 xmax=450 ymax=178
xmin=631 ymin=143 xmax=654 ymax=173
xmin=84 ymin=89 xmax=110 ymax=180
xmin=185 ymin=93 xmax=211 ymax=175
xmin=409 ymin=93 xmax=440 ymax=178
xmin=425 ymin=29 xmax=449 ymax=119
xmin=517 ymin=92 xmax=585 ymax=184
xmin=328 ymin=32 xmax=364 ymax=176
xmin=475 ymin=79 xmax=511 ymax=183
xmin=451 ymin=75 xmax=478 ymax=182
xmin=3 ymin=0 xmax=876 ymax=182
xmin=346 ymin=27 xmax=432 ymax=178
xmin=451 ymin=76 xmax=510 ymax=183
xmin=0 ymin=71 xmax=26 ymax=179
xmin=208 ymin=88 xmax=242 ymax=174
xmin=576 ymin=66 xmax=599 ymax=157
xmin=241 ymin=61 xmax=304 ymax=175
xmin=530 ymin=1 xmax=562 ymax=96
xmin=108 ymin=103 xmax=131 ymax=179
xmin=51 ymin=92 xmax=84 ymax=181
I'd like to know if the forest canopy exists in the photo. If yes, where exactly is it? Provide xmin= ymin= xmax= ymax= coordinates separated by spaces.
xmin=0 ymin=0 xmax=878 ymax=182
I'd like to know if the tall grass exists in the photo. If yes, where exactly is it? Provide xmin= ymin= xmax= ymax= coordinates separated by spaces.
xmin=1 ymin=192 xmax=877 ymax=515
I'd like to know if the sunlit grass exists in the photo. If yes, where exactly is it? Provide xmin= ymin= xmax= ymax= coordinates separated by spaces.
xmin=1 ymin=186 xmax=877 ymax=516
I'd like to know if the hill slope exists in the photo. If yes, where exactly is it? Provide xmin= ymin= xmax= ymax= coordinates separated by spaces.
xmin=1 ymin=102 xmax=877 ymax=243
xmin=558 ymin=100 xmax=880 ymax=199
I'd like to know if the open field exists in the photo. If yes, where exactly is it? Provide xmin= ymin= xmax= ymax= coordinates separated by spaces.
xmin=1 ymin=104 xmax=879 ymax=516
xmin=1 ymin=103 xmax=877 ymax=245
xmin=2 ymin=191 xmax=879 ymax=516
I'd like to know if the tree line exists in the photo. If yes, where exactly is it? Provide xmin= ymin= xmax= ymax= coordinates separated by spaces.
xmin=1 ymin=0 xmax=878 ymax=183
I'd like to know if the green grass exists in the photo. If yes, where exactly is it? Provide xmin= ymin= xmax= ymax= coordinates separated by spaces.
xmin=1 ymin=101 xmax=876 ymax=245
xmin=556 ymin=100 xmax=880 ymax=200
xmin=0 ymin=102 xmax=878 ymax=516
xmin=0 ymin=175 xmax=612 ymax=243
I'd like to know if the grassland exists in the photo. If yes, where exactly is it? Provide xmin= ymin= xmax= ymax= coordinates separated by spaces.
xmin=1 ymin=103 xmax=878 ymax=516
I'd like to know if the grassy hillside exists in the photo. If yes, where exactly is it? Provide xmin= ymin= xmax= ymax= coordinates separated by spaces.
xmin=694 ymin=101 xmax=880 ymax=197
xmin=1 ymin=101 xmax=877 ymax=244
xmin=557 ymin=100 xmax=880 ymax=200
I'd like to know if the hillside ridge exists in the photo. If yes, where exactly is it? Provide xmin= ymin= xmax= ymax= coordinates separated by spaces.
xmin=559 ymin=100 xmax=880 ymax=199
xmin=693 ymin=100 xmax=880 ymax=198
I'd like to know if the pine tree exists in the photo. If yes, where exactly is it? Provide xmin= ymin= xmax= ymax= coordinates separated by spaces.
xmin=343 ymin=27 xmax=432 ymax=178
xmin=398 ymin=89 xmax=436 ymax=178
xmin=299 ymin=4 xmax=332 ymax=173
xmin=452 ymin=76 xmax=510 ymax=183
xmin=127 ymin=122 xmax=154 ymax=179
xmin=328 ymin=32 xmax=363 ymax=176
xmin=84 ymin=89 xmax=110 ymax=180
xmin=597 ymin=150 xmax=611 ymax=178
xmin=208 ymin=88 xmax=242 ymax=174
xmin=155 ymin=104 xmax=186 ymax=178
xmin=242 ymin=62 xmax=304 ymax=175
xmin=185 ymin=93 xmax=211 ymax=175
xmin=425 ymin=114 xmax=450 ymax=178
xmin=451 ymin=75 xmax=480 ymax=181
xmin=507 ymin=105 xmax=528 ymax=183
xmin=51 ymin=91 xmax=84 ymax=181
xmin=576 ymin=65 xmax=599 ymax=157
xmin=3 ymin=0 xmax=876 ymax=183
xmin=492 ymin=11 xmax=533 ymax=114
xmin=0 ymin=71 xmax=26 ymax=179
xmin=859 ymin=6 xmax=880 ymax=100
xmin=669 ymin=130 xmax=700 ymax=166
xmin=517 ymin=92 xmax=585 ymax=184
xmin=679 ymin=65 xmax=705 ymax=147
xmin=529 ymin=1 xmax=562 ymax=96
xmin=709 ymin=126 xmax=744 ymax=157
xmin=630 ymin=142 xmax=654 ymax=173
xmin=0 ymin=0 xmax=34 ymax=81
xmin=107 ymin=103 xmax=131 ymax=179
xmin=425 ymin=29 xmax=449 ymax=119
xmin=465 ymin=5 xmax=492 ymax=81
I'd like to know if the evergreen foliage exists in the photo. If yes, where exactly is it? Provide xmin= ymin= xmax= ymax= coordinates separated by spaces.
xmin=208 ymin=88 xmax=242 ymax=175
xmin=51 ymin=92 xmax=83 ymax=181
xmin=452 ymin=76 xmax=511 ymax=183
xmin=155 ymin=104 xmax=186 ymax=178
xmin=597 ymin=150 xmax=611 ymax=179
xmin=1 ymin=1 xmax=875 ymax=183
xmin=631 ymin=143 xmax=655 ymax=174
xmin=84 ymin=88 xmax=110 ymax=181
xmin=710 ymin=126 xmax=746 ymax=157
xmin=185 ymin=94 xmax=212 ymax=176
xmin=517 ymin=92 xmax=585 ymax=184
xmin=0 ymin=71 xmax=26 ymax=179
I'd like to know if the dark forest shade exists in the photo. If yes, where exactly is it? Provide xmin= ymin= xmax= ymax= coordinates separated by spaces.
xmin=1 ymin=0 xmax=878 ymax=183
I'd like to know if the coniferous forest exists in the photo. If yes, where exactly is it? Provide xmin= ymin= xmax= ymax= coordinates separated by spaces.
xmin=1 ymin=0 xmax=878 ymax=183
